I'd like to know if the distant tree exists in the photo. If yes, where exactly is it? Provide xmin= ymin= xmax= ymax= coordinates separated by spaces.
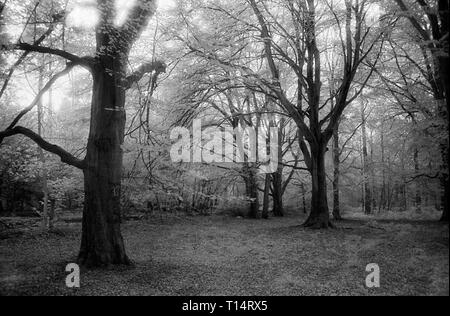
xmin=246 ymin=0 xmax=387 ymax=228
xmin=381 ymin=0 xmax=449 ymax=221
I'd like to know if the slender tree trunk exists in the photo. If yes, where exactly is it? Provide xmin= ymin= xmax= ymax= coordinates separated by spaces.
xmin=380 ymin=124 xmax=386 ymax=212
xmin=332 ymin=121 xmax=342 ymax=220
xmin=441 ymin=176 xmax=449 ymax=222
xmin=270 ymin=116 xmax=284 ymax=217
xmin=440 ymin=144 xmax=449 ymax=222
xmin=370 ymin=130 xmax=377 ymax=211
xmin=361 ymin=106 xmax=371 ymax=215
xmin=37 ymin=64 xmax=50 ymax=230
xmin=301 ymin=182 xmax=307 ymax=214
xmin=78 ymin=55 xmax=130 ymax=267
xmin=303 ymin=144 xmax=332 ymax=228
xmin=262 ymin=174 xmax=271 ymax=219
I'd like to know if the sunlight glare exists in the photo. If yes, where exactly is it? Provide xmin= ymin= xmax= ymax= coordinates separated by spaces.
xmin=115 ymin=0 xmax=137 ymax=26
xmin=158 ymin=0 xmax=177 ymax=12
xmin=43 ymin=89 xmax=66 ymax=113
xmin=66 ymin=2 xmax=99 ymax=29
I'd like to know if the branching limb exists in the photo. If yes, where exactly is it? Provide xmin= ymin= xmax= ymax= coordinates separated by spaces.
xmin=118 ymin=0 xmax=157 ymax=46
xmin=0 ymin=11 xmax=66 ymax=100
xmin=0 ymin=127 xmax=85 ymax=170
xmin=124 ymin=60 xmax=166 ymax=89
xmin=5 ymin=63 xmax=77 ymax=131
xmin=11 ymin=43 xmax=94 ymax=69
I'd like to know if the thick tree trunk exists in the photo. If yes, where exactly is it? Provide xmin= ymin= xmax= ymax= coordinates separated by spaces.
xmin=303 ymin=145 xmax=332 ymax=228
xmin=244 ymin=164 xmax=260 ymax=219
xmin=78 ymin=56 xmax=130 ymax=267
xmin=332 ymin=122 xmax=342 ymax=220
xmin=272 ymin=171 xmax=284 ymax=217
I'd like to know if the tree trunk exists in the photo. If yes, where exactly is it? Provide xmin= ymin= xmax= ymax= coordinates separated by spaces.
xmin=440 ymin=144 xmax=449 ymax=222
xmin=272 ymin=170 xmax=284 ymax=217
xmin=244 ymin=163 xmax=260 ymax=219
xmin=301 ymin=182 xmax=307 ymax=214
xmin=379 ymin=124 xmax=386 ymax=212
xmin=262 ymin=174 xmax=271 ymax=219
xmin=303 ymin=145 xmax=332 ymax=228
xmin=361 ymin=106 xmax=371 ymax=215
xmin=78 ymin=56 xmax=130 ymax=267
xmin=413 ymin=147 xmax=422 ymax=212
xmin=332 ymin=122 xmax=342 ymax=220
xmin=441 ymin=179 xmax=449 ymax=222
xmin=37 ymin=63 xmax=50 ymax=230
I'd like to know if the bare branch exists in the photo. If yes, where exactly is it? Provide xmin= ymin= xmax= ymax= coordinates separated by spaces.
xmin=12 ymin=43 xmax=94 ymax=69
xmin=0 ymin=11 xmax=65 ymax=99
xmin=5 ymin=63 xmax=77 ymax=131
xmin=125 ymin=60 xmax=166 ymax=89
xmin=0 ymin=126 xmax=85 ymax=169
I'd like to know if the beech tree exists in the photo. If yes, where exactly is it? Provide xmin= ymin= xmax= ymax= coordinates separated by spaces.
xmin=172 ymin=0 xmax=389 ymax=227
xmin=0 ymin=0 xmax=166 ymax=266
xmin=392 ymin=0 xmax=449 ymax=222
xmin=246 ymin=0 xmax=388 ymax=228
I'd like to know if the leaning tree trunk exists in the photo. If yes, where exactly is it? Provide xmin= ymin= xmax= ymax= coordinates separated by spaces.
xmin=304 ymin=144 xmax=332 ymax=228
xmin=78 ymin=54 xmax=130 ymax=267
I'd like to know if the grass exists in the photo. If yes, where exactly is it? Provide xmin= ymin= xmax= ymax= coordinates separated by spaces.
xmin=0 ymin=213 xmax=448 ymax=296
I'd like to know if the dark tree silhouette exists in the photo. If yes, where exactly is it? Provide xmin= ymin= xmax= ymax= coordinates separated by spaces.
xmin=0 ymin=0 xmax=166 ymax=266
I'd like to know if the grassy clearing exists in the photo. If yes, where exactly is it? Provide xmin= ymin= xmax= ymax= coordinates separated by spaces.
xmin=0 ymin=214 xmax=448 ymax=296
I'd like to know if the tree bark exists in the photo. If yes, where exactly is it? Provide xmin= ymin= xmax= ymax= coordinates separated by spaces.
xmin=440 ymin=144 xmax=449 ymax=222
xmin=332 ymin=122 xmax=342 ymax=220
xmin=244 ymin=163 xmax=260 ymax=219
xmin=78 ymin=55 xmax=130 ymax=267
xmin=414 ymin=149 xmax=422 ymax=211
xmin=37 ymin=63 xmax=50 ymax=230
xmin=272 ymin=170 xmax=284 ymax=217
xmin=303 ymin=144 xmax=332 ymax=228
xmin=301 ymin=182 xmax=307 ymax=214
xmin=262 ymin=174 xmax=271 ymax=219
xmin=272 ymin=122 xmax=284 ymax=217
xmin=361 ymin=106 xmax=372 ymax=215
xmin=379 ymin=125 xmax=387 ymax=212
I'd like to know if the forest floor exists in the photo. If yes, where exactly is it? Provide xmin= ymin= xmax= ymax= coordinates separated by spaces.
xmin=0 ymin=211 xmax=448 ymax=296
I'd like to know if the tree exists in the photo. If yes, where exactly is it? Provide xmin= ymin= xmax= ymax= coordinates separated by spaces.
xmin=361 ymin=101 xmax=372 ymax=214
xmin=0 ymin=0 xmax=166 ymax=267
xmin=247 ymin=0 xmax=386 ymax=228
xmin=393 ymin=0 xmax=448 ymax=221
